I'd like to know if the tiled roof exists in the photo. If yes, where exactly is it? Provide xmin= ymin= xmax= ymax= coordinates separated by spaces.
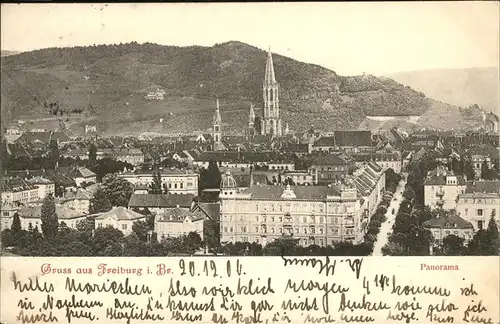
xmin=27 ymin=176 xmax=53 ymax=185
xmin=64 ymin=167 xmax=96 ymax=179
xmin=192 ymin=202 xmax=221 ymax=221
xmin=423 ymin=213 xmax=474 ymax=230
xmin=334 ymin=131 xmax=372 ymax=147
xmin=314 ymin=136 xmax=335 ymax=147
xmin=128 ymin=193 xmax=194 ymax=208
xmin=95 ymin=206 xmax=145 ymax=221
xmin=63 ymin=188 xmax=93 ymax=200
xmin=19 ymin=205 xmax=86 ymax=220
xmin=1 ymin=178 xmax=36 ymax=192
xmin=311 ymin=153 xmax=349 ymax=166
xmin=465 ymin=181 xmax=500 ymax=194
xmin=424 ymin=167 xmax=466 ymax=186
xmin=156 ymin=207 xmax=205 ymax=222
xmin=240 ymin=185 xmax=341 ymax=199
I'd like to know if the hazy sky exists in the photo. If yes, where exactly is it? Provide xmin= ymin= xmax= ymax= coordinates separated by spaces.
xmin=1 ymin=2 xmax=498 ymax=75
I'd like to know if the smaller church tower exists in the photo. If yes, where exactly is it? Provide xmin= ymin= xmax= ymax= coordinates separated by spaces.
xmin=213 ymin=98 xmax=222 ymax=151
xmin=247 ymin=103 xmax=255 ymax=140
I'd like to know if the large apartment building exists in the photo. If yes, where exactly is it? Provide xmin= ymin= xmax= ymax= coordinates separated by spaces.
xmin=219 ymin=163 xmax=385 ymax=247
xmin=117 ymin=168 xmax=198 ymax=195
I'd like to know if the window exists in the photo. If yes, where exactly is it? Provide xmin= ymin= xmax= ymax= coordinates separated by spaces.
xmin=224 ymin=227 xmax=228 ymax=232
xmin=271 ymin=216 xmax=275 ymax=222
xmin=279 ymin=216 xmax=283 ymax=222
xmin=174 ymin=183 xmax=178 ymax=189
xmin=122 ymin=224 xmax=127 ymax=230
xmin=230 ymin=227 xmax=233 ymax=232
xmin=98 ymin=223 xmax=103 ymax=228
xmin=187 ymin=182 xmax=193 ymax=187
xmin=242 ymin=226 xmax=247 ymax=233
xmin=2 ymin=211 xmax=8 ymax=217
xmin=255 ymin=216 xmax=259 ymax=222
xmin=477 ymin=209 xmax=483 ymax=216
xmin=304 ymin=227 xmax=307 ymax=234
xmin=303 ymin=216 xmax=307 ymax=223
xmin=180 ymin=183 xmax=184 ymax=189
xmin=478 ymin=220 xmax=484 ymax=230
xmin=168 ymin=183 xmax=172 ymax=189
xmin=465 ymin=208 xmax=468 ymax=216
xmin=255 ymin=226 xmax=259 ymax=233
xmin=241 ymin=236 xmax=248 ymax=242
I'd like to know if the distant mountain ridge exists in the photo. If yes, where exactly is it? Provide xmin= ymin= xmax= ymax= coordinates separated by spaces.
xmin=0 ymin=41 xmax=482 ymax=135
xmin=386 ymin=67 xmax=499 ymax=114
xmin=1 ymin=50 xmax=20 ymax=57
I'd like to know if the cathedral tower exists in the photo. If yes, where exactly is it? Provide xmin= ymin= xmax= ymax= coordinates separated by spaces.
xmin=261 ymin=47 xmax=282 ymax=137
xmin=213 ymin=98 xmax=222 ymax=151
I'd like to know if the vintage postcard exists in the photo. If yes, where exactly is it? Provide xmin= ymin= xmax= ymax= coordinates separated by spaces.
xmin=1 ymin=2 xmax=499 ymax=323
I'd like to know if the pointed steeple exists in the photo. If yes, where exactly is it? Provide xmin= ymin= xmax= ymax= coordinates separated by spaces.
xmin=213 ymin=98 xmax=221 ymax=124
xmin=264 ymin=47 xmax=276 ymax=86
xmin=249 ymin=103 xmax=255 ymax=125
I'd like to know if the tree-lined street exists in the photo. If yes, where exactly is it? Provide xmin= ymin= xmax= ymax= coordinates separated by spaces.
xmin=372 ymin=174 xmax=407 ymax=256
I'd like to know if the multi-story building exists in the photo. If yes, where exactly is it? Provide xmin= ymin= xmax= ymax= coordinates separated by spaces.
xmin=94 ymin=207 xmax=145 ymax=235
xmin=115 ymin=148 xmax=145 ymax=166
xmin=280 ymin=170 xmax=314 ymax=186
xmin=18 ymin=204 xmax=88 ymax=230
xmin=308 ymin=153 xmax=353 ymax=184
xmin=155 ymin=207 xmax=205 ymax=240
xmin=424 ymin=166 xmax=466 ymax=210
xmin=128 ymin=193 xmax=194 ymax=214
xmin=27 ymin=176 xmax=55 ymax=201
xmin=1 ymin=178 xmax=40 ymax=205
xmin=423 ymin=212 xmax=475 ymax=245
xmin=456 ymin=180 xmax=500 ymax=231
xmin=219 ymin=163 xmax=385 ymax=247
xmin=118 ymin=168 xmax=198 ymax=195
xmin=352 ymin=150 xmax=402 ymax=173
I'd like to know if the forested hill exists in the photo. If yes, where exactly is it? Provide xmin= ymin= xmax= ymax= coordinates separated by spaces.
xmin=1 ymin=41 xmax=470 ymax=134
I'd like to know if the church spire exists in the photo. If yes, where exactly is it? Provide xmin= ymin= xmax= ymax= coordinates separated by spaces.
xmin=214 ymin=98 xmax=221 ymax=124
xmin=264 ymin=47 xmax=276 ymax=86
xmin=213 ymin=98 xmax=222 ymax=151
xmin=249 ymin=103 xmax=255 ymax=125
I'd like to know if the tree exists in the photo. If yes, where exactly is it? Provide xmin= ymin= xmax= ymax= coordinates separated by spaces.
xmin=199 ymin=161 xmax=222 ymax=200
xmin=88 ymin=144 xmax=97 ymax=163
xmin=89 ymin=187 xmax=112 ymax=214
xmin=203 ymin=219 xmax=220 ymax=250
xmin=11 ymin=213 xmax=21 ymax=233
xmin=486 ymin=213 xmax=499 ymax=254
xmin=442 ymin=235 xmax=465 ymax=256
xmin=132 ymin=220 xmax=150 ymax=242
xmin=41 ymin=195 xmax=58 ymax=240
xmin=464 ymin=160 xmax=475 ymax=181
xmin=101 ymin=173 xmax=133 ymax=207
xmin=48 ymin=139 xmax=60 ymax=166
xmin=92 ymin=227 xmax=124 ymax=256
xmin=480 ymin=160 xmax=490 ymax=180
xmin=149 ymin=170 xmax=163 ymax=194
